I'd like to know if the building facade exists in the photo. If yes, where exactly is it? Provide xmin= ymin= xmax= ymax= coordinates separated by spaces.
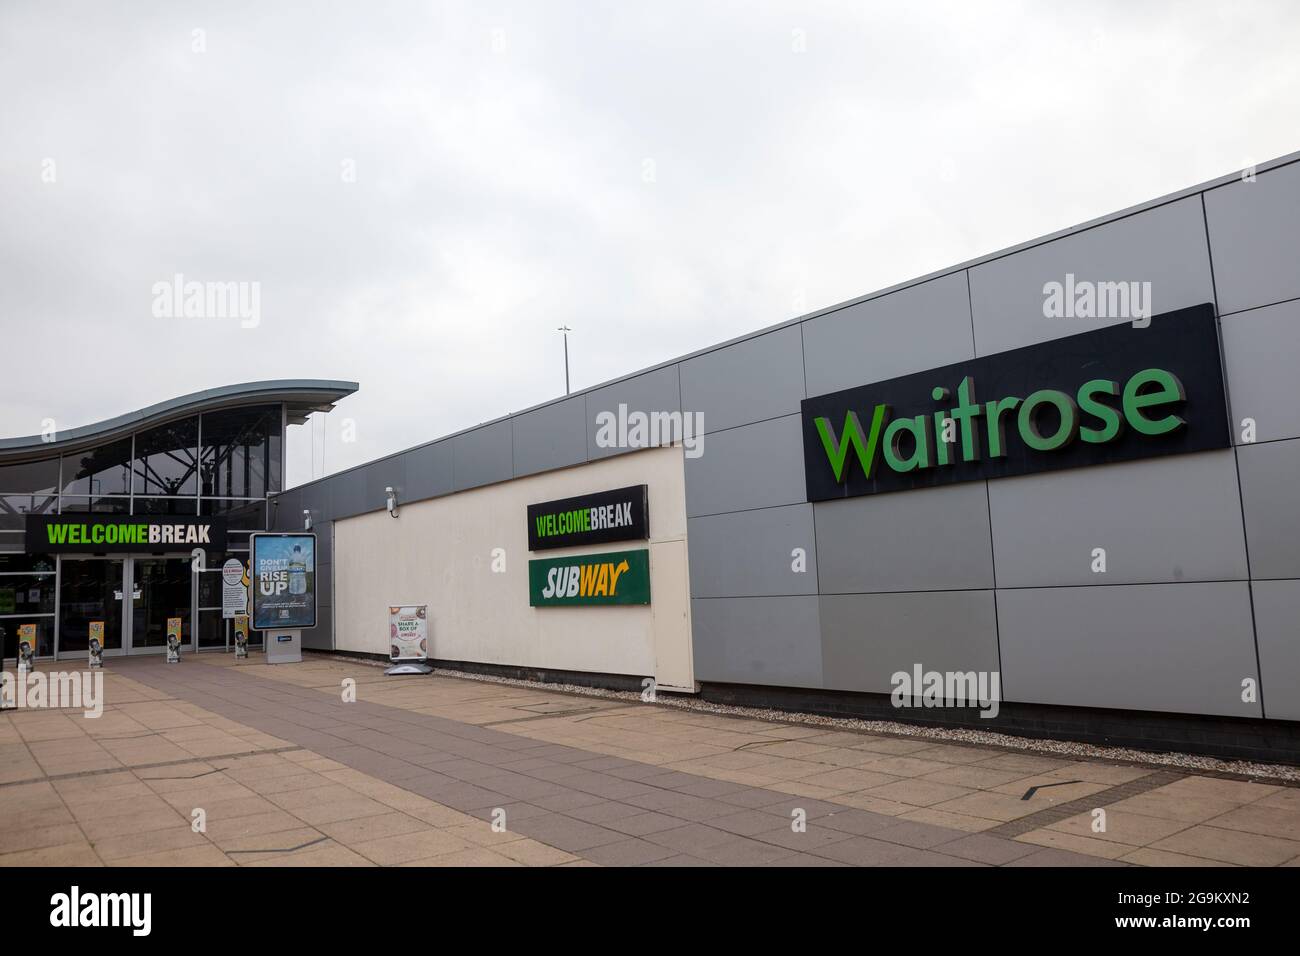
xmin=11 ymin=153 xmax=1298 ymax=760
xmin=0 ymin=381 xmax=356 ymax=661
xmin=270 ymin=153 xmax=1300 ymax=758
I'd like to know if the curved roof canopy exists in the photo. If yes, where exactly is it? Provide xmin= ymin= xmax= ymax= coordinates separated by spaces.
xmin=0 ymin=379 xmax=358 ymax=465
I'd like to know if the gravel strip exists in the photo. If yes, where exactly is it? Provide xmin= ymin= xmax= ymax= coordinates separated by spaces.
xmin=316 ymin=653 xmax=1300 ymax=784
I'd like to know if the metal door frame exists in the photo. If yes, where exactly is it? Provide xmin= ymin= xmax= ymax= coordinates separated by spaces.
xmin=124 ymin=554 xmax=197 ymax=654
xmin=54 ymin=555 xmax=128 ymax=660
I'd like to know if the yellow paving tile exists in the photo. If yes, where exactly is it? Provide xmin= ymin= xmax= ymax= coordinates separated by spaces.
xmin=1150 ymin=825 xmax=1300 ymax=866
xmin=93 ymin=825 xmax=211 ymax=862
xmin=351 ymin=829 xmax=477 ymax=865
xmin=1106 ymin=790 xmax=1243 ymax=824
xmin=863 ymin=778 xmax=975 ymax=807
xmin=119 ymin=845 xmax=235 ymax=867
xmin=317 ymin=811 xmax=430 ymax=845
xmin=897 ymin=807 xmax=1001 ymax=833
xmin=400 ymin=846 xmax=523 ymax=866
xmin=0 ymin=840 xmax=103 ymax=866
xmin=1015 ymin=828 xmax=1132 ymax=860
xmin=1119 ymin=847 xmax=1238 ymax=867
xmin=1193 ymin=803 xmax=1300 ymax=842
xmin=1047 ymin=809 xmax=1190 ymax=846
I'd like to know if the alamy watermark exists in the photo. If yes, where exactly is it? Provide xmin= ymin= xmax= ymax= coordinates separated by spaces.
xmin=593 ymin=404 xmax=704 ymax=458
xmin=1042 ymin=273 xmax=1151 ymax=327
xmin=50 ymin=886 xmax=150 ymax=936
xmin=891 ymin=664 xmax=1001 ymax=719
xmin=1 ymin=669 xmax=104 ymax=718
xmin=152 ymin=273 xmax=260 ymax=328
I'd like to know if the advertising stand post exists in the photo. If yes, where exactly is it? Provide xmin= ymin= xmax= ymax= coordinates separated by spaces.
xmin=0 ymin=624 xmax=9 ymax=711
xmin=88 ymin=621 xmax=104 ymax=668
xmin=250 ymin=533 xmax=317 ymax=664
xmin=386 ymin=604 xmax=431 ymax=675
xmin=16 ymin=623 xmax=37 ymax=671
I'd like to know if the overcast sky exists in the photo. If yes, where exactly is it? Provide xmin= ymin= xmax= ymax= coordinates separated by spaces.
xmin=2 ymin=0 xmax=1297 ymax=487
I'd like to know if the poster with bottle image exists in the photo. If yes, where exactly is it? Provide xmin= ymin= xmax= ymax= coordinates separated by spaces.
xmin=250 ymin=533 xmax=317 ymax=631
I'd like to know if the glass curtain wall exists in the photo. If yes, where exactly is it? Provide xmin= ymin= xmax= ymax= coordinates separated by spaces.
xmin=0 ymin=403 xmax=283 ymax=657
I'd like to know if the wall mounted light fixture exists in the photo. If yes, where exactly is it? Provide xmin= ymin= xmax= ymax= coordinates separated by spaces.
xmin=303 ymin=509 xmax=312 ymax=531
xmin=386 ymin=486 xmax=399 ymax=518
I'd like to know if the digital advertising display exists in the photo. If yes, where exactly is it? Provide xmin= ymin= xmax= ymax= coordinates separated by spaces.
xmin=250 ymin=533 xmax=318 ymax=631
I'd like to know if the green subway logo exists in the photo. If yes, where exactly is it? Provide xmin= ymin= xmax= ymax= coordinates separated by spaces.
xmin=800 ymin=307 xmax=1231 ymax=501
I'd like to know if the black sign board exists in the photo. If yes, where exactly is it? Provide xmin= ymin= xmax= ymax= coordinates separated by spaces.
xmin=25 ymin=514 xmax=229 ymax=554
xmin=802 ymin=303 xmax=1230 ymax=501
xmin=527 ymin=484 xmax=649 ymax=551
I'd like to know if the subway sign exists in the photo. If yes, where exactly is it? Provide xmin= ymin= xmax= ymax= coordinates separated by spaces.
xmin=529 ymin=548 xmax=651 ymax=607
xmin=802 ymin=304 xmax=1230 ymax=500
xmin=25 ymin=514 xmax=228 ymax=553
xmin=527 ymin=484 xmax=649 ymax=552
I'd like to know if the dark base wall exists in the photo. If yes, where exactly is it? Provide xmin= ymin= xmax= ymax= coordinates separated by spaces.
xmin=700 ymin=681 xmax=1300 ymax=766
xmin=321 ymin=648 xmax=648 ymax=693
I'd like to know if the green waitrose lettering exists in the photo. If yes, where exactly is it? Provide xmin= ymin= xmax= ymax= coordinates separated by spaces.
xmin=815 ymin=367 xmax=1186 ymax=482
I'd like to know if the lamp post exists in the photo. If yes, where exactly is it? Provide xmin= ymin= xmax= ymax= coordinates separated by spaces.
xmin=557 ymin=325 xmax=572 ymax=394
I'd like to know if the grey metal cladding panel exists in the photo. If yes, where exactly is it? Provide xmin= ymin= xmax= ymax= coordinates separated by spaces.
xmin=814 ymin=482 xmax=994 ymax=594
xmin=1221 ymin=299 xmax=1300 ymax=444
xmin=270 ymin=487 xmax=301 ymax=531
xmin=585 ymin=365 xmax=681 ymax=460
xmin=691 ymin=596 xmax=823 ymax=688
xmin=988 ymin=450 xmax=1248 ymax=588
xmin=364 ymin=457 xmax=407 ymax=516
xmin=1237 ymin=437 xmax=1300 ymax=580
xmin=402 ymin=441 xmax=453 ymax=503
xmin=1252 ymin=579 xmax=1300 ymax=721
xmin=679 ymin=325 xmax=805 ymax=434
xmin=996 ymin=582 xmax=1260 ymax=717
xmin=300 ymin=603 xmax=333 ymax=651
xmin=451 ymin=419 xmax=513 ymax=491
xmin=687 ymin=504 xmax=816 ymax=598
xmin=968 ymin=196 xmax=1214 ymax=356
xmin=1205 ymin=160 xmax=1300 ymax=315
xmin=327 ymin=469 xmax=368 ymax=519
xmin=511 ymin=395 xmax=587 ymax=478
xmin=315 ymin=531 xmax=332 ymax=567
xmin=298 ymin=483 xmax=332 ymax=522
xmin=802 ymin=272 xmax=975 ymax=397
xmin=819 ymin=591 xmax=999 ymax=695
xmin=684 ymin=414 xmax=805 ymax=517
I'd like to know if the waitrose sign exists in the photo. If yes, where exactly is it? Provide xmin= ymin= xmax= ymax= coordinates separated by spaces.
xmin=25 ymin=514 xmax=228 ymax=553
xmin=801 ymin=305 xmax=1230 ymax=500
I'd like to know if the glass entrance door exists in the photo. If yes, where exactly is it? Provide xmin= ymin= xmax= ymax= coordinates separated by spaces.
xmin=127 ymin=557 xmax=193 ymax=653
xmin=57 ymin=558 xmax=126 ymax=656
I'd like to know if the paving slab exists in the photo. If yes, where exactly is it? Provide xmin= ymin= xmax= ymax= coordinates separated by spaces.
xmin=5 ymin=654 xmax=1299 ymax=868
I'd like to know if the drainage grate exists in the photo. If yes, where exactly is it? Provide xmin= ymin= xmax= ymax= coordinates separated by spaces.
xmin=987 ymin=768 xmax=1185 ymax=838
